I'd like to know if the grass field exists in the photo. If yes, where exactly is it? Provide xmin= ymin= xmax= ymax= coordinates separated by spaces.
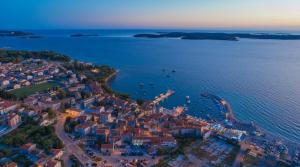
xmin=9 ymin=82 xmax=58 ymax=99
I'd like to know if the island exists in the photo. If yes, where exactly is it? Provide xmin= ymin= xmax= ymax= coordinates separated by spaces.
xmin=134 ymin=32 xmax=300 ymax=41
xmin=0 ymin=30 xmax=34 ymax=37
xmin=70 ymin=33 xmax=99 ymax=37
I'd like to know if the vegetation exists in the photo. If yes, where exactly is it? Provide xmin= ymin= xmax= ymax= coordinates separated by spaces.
xmin=0 ymin=50 xmax=70 ymax=63
xmin=135 ymin=32 xmax=300 ymax=41
xmin=101 ymin=81 xmax=130 ymax=100
xmin=0 ymin=90 xmax=16 ymax=100
xmin=0 ymin=117 xmax=63 ymax=152
xmin=8 ymin=82 xmax=59 ymax=100
xmin=136 ymin=99 xmax=145 ymax=106
xmin=45 ymin=108 xmax=56 ymax=119
xmin=64 ymin=116 xmax=80 ymax=133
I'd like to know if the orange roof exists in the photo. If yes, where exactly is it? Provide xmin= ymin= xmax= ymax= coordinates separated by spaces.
xmin=3 ymin=162 xmax=17 ymax=167
xmin=21 ymin=143 xmax=35 ymax=150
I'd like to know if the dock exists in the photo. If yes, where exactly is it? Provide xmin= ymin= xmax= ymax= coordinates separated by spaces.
xmin=152 ymin=89 xmax=175 ymax=105
xmin=201 ymin=92 xmax=235 ymax=121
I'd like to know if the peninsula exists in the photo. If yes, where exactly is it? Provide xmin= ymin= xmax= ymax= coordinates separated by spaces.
xmin=0 ymin=49 xmax=299 ymax=167
xmin=134 ymin=32 xmax=300 ymax=41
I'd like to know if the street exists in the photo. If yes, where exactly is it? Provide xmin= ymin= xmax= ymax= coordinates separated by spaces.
xmin=54 ymin=114 xmax=94 ymax=167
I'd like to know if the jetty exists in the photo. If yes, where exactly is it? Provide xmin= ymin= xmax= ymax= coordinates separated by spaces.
xmin=152 ymin=89 xmax=175 ymax=105
xmin=201 ymin=92 xmax=235 ymax=121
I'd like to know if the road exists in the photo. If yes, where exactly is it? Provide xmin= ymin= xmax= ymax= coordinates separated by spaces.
xmin=54 ymin=114 xmax=93 ymax=167
xmin=232 ymin=142 xmax=249 ymax=167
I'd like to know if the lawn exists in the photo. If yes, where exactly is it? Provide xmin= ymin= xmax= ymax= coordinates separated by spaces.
xmin=9 ymin=82 xmax=58 ymax=99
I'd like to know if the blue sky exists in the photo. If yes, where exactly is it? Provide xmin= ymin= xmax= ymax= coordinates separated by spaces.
xmin=0 ymin=0 xmax=300 ymax=29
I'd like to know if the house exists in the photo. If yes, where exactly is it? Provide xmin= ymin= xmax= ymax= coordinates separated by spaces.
xmin=44 ymin=159 xmax=62 ymax=167
xmin=132 ymin=136 xmax=176 ymax=147
xmin=1 ymin=80 xmax=10 ymax=87
xmin=21 ymin=143 xmax=36 ymax=153
xmin=82 ymin=97 xmax=95 ymax=108
xmin=100 ymin=112 xmax=113 ymax=123
xmin=3 ymin=162 xmax=18 ymax=167
xmin=95 ymin=128 xmax=110 ymax=143
xmin=170 ymin=126 xmax=202 ymax=137
xmin=7 ymin=113 xmax=21 ymax=127
xmin=65 ymin=108 xmax=83 ymax=118
xmin=75 ymin=124 xmax=91 ymax=136
xmin=38 ymin=101 xmax=61 ymax=111
xmin=13 ymin=84 xmax=21 ymax=89
xmin=160 ymin=136 xmax=177 ymax=147
xmin=24 ymin=96 xmax=38 ymax=106
xmin=51 ymin=149 xmax=63 ymax=160
xmin=0 ymin=100 xmax=17 ymax=115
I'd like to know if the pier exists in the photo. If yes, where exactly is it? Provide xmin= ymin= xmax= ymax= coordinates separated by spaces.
xmin=201 ymin=92 xmax=235 ymax=121
xmin=152 ymin=89 xmax=175 ymax=105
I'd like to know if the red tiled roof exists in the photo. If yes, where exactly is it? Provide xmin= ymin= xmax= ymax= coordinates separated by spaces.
xmin=101 ymin=144 xmax=113 ymax=149
xmin=0 ymin=100 xmax=16 ymax=109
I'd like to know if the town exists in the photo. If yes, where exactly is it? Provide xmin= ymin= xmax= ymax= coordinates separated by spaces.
xmin=0 ymin=50 xmax=300 ymax=167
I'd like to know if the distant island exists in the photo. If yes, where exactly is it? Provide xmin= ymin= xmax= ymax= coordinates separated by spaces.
xmin=0 ymin=30 xmax=34 ymax=37
xmin=134 ymin=32 xmax=300 ymax=41
xmin=70 ymin=33 xmax=99 ymax=37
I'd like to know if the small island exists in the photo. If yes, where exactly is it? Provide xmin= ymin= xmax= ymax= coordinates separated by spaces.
xmin=0 ymin=30 xmax=34 ymax=37
xmin=70 ymin=33 xmax=99 ymax=37
xmin=134 ymin=32 xmax=300 ymax=41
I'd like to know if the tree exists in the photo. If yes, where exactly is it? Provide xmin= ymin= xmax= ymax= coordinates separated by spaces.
xmin=136 ymin=99 xmax=145 ymax=106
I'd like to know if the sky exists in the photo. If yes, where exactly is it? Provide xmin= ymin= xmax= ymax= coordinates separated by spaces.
xmin=0 ymin=0 xmax=300 ymax=30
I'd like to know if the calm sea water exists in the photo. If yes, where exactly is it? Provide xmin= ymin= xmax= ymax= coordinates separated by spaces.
xmin=1 ymin=30 xmax=300 ymax=144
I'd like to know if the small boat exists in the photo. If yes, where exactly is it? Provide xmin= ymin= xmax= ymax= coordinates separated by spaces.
xmin=172 ymin=69 xmax=176 ymax=73
xmin=186 ymin=96 xmax=190 ymax=100
xmin=186 ymin=100 xmax=191 ymax=104
xmin=139 ymin=83 xmax=144 ymax=87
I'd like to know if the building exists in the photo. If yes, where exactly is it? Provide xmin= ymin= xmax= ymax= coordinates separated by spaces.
xmin=51 ymin=149 xmax=63 ymax=160
xmin=101 ymin=144 xmax=115 ymax=154
xmin=100 ymin=112 xmax=113 ymax=123
xmin=38 ymin=101 xmax=61 ymax=111
xmin=0 ymin=100 xmax=17 ymax=115
xmin=7 ymin=113 xmax=21 ymax=127
xmin=65 ymin=108 xmax=83 ymax=118
xmin=44 ymin=160 xmax=62 ymax=167
xmin=3 ymin=162 xmax=18 ymax=167
xmin=74 ymin=124 xmax=91 ymax=136
xmin=21 ymin=143 xmax=36 ymax=153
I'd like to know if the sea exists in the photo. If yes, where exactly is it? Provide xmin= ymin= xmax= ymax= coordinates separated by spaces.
xmin=1 ymin=29 xmax=300 ymax=144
